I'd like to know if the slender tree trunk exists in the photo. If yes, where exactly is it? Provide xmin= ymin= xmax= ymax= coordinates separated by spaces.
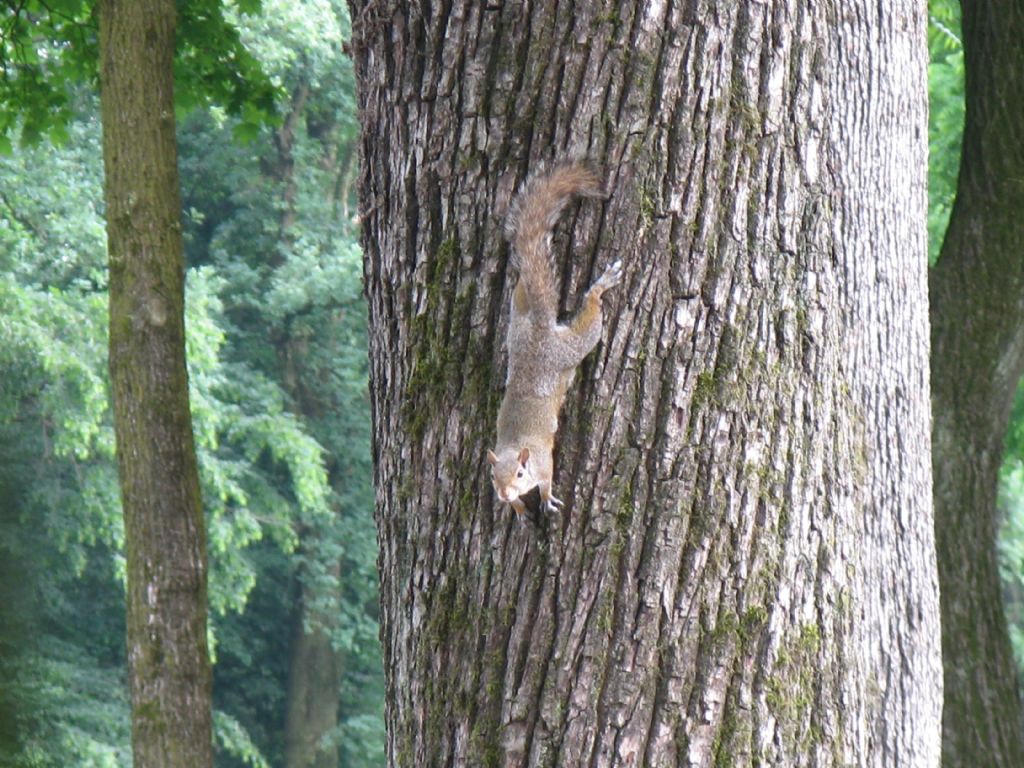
xmin=284 ymin=563 xmax=343 ymax=768
xmin=99 ymin=2 xmax=213 ymax=766
xmin=350 ymin=2 xmax=941 ymax=765
xmin=930 ymin=2 xmax=1024 ymax=765
xmin=270 ymin=83 xmax=348 ymax=767
xmin=273 ymin=80 xmax=311 ymax=244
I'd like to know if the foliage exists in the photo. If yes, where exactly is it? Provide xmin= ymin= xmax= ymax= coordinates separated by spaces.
xmin=927 ymin=0 xmax=965 ymax=264
xmin=0 ymin=1 xmax=382 ymax=764
xmin=999 ymin=463 xmax=1024 ymax=667
xmin=0 ymin=0 xmax=95 ymax=149
xmin=1001 ymin=385 xmax=1024 ymax=672
xmin=0 ymin=0 xmax=280 ymax=148
xmin=176 ymin=2 xmax=382 ymax=754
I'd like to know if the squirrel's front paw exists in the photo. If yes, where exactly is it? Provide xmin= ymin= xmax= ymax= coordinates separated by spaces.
xmin=596 ymin=260 xmax=623 ymax=291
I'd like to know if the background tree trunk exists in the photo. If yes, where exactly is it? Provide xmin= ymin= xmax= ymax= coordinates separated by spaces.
xmin=930 ymin=2 xmax=1024 ymax=765
xmin=349 ymin=1 xmax=942 ymax=765
xmin=99 ymin=1 xmax=213 ymax=765
xmin=270 ymin=84 xmax=349 ymax=766
xmin=284 ymin=563 xmax=343 ymax=768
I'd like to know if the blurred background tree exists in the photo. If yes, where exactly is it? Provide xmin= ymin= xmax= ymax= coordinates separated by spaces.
xmin=0 ymin=1 xmax=382 ymax=766
xmin=929 ymin=0 xmax=1024 ymax=764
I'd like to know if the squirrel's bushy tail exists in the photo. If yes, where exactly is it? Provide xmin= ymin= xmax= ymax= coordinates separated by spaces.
xmin=506 ymin=162 xmax=604 ymax=324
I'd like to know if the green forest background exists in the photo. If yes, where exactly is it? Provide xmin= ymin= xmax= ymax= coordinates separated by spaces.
xmin=0 ymin=1 xmax=381 ymax=765
xmin=0 ymin=0 xmax=1019 ymax=766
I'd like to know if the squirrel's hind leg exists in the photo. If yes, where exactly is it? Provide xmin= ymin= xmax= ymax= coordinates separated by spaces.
xmin=555 ymin=259 xmax=623 ymax=368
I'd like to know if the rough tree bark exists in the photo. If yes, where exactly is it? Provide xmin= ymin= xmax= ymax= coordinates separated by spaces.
xmin=930 ymin=2 xmax=1024 ymax=765
xmin=99 ymin=1 xmax=213 ymax=766
xmin=349 ymin=1 xmax=941 ymax=765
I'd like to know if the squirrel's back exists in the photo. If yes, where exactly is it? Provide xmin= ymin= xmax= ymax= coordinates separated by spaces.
xmin=506 ymin=163 xmax=604 ymax=325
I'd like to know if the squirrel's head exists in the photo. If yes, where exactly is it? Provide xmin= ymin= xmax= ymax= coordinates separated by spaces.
xmin=487 ymin=447 xmax=535 ymax=503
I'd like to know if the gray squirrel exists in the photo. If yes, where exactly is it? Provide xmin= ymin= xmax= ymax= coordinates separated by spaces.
xmin=487 ymin=162 xmax=622 ymax=517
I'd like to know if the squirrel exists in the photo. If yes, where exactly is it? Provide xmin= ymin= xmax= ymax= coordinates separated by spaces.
xmin=487 ymin=162 xmax=622 ymax=518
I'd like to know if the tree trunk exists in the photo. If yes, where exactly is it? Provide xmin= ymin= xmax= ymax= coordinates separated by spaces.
xmin=99 ymin=2 xmax=213 ymax=766
xmin=272 ymin=80 xmax=311 ymax=245
xmin=284 ymin=563 xmax=343 ymax=768
xmin=930 ymin=1 xmax=1024 ymax=765
xmin=269 ymin=82 xmax=349 ymax=766
xmin=349 ymin=2 xmax=942 ymax=765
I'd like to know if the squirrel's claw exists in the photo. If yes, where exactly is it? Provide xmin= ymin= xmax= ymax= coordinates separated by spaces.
xmin=595 ymin=260 xmax=623 ymax=291
xmin=546 ymin=493 xmax=565 ymax=512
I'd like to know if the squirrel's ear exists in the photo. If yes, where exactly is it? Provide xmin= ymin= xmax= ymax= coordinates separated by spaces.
xmin=487 ymin=450 xmax=498 ymax=466
xmin=517 ymin=447 xmax=531 ymax=466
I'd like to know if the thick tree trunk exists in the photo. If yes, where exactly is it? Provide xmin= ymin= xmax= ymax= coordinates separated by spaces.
xmin=930 ymin=2 xmax=1024 ymax=765
xmin=99 ymin=2 xmax=213 ymax=766
xmin=350 ymin=2 xmax=941 ymax=765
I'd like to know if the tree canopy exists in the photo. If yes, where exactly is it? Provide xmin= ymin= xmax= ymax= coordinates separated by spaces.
xmin=0 ymin=0 xmax=278 ymax=147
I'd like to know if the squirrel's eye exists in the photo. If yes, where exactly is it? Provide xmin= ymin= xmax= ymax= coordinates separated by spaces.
xmin=516 ymin=470 xmax=524 ymax=478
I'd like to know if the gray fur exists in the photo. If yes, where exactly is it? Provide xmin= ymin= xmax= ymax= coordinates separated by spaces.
xmin=489 ymin=162 xmax=621 ymax=515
